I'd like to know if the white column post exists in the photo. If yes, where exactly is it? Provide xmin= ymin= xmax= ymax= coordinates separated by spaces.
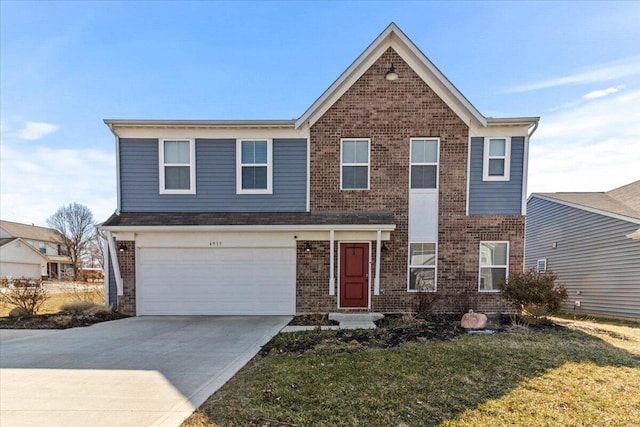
xmin=329 ymin=229 xmax=335 ymax=295
xmin=374 ymin=229 xmax=381 ymax=295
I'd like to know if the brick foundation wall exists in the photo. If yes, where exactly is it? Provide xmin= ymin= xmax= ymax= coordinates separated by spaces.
xmin=115 ymin=241 xmax=136 ymax=315
xmin=299 ymin=47 xmax=522 ymax=314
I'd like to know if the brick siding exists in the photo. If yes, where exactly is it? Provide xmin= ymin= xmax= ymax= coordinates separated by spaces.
xmin=299 ymin=47 xmax=521 ymax=314
xmin=115 ymin=240 xmax=136 ymax=315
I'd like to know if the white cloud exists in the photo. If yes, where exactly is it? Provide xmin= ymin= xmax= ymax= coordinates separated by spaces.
xmin=509 ymin=56 xmax=640 ymax=92
xmin=528 ymin=89 xmax=640 ymax=194
xmin=0 ymin=143 xmax=116 ymax=227
xmin=583 ymin=85 xmax=624 ymax=100
xmin=15 ymin=121 xmax=60 ymax=140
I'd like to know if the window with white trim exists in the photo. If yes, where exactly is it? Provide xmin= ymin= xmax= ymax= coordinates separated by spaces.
xmin=408 ymin=242 xmax=437 ymax=291
xmin=237 ymin=139 xmax=272 ymax=194
xmin=341 ymin=138 xmax=370 ymax=190
xmin=410 ymin=138 xmax=439 ymax=189
xmin=159 ymin=139 xmax=196 ymax=194
xmin=536 ymin=259 xmax=547 ymax=273
xmin=483 ymin=137 xmax=510 ymax=181
xmin=479 ymin=241 xmax=509 ymax=291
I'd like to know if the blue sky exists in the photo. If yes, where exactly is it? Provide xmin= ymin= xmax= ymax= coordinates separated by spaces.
xmin=2 ymin=1 xmax=639 ymax=226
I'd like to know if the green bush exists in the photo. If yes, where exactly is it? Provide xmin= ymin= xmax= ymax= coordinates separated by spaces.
xmin=502 ymin=270 xmax=567 ymax=322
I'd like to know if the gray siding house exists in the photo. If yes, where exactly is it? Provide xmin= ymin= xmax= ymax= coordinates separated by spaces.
xmin=525 ymin=181 xmax=640 ymax=320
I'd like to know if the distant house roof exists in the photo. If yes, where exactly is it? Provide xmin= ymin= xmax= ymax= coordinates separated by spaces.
xmin=0 ymin=220 xmax=65 ymax=243
xmin=0 ymin=237 xmax=17 ymax=247
xmin=534 ymin=180 xmax=640 ymax=224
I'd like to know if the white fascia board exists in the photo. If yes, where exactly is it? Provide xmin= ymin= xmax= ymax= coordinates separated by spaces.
xmin=295 ymin=23 xmax=487 ymax=129
xmin=101 ymin=224 xmax=397 ymax=233
xmin=469 ymin=122 xmax=536 ymax=137
xmin=108 ymin=125 xmax=309 ymax=140
xmin=530 ymin=194 xmax=640 ymax=225
xmin=104 ymin=119 xmax=296 ymax=129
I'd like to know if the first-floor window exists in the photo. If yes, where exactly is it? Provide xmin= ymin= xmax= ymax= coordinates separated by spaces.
xmin=479 ymin=241 xmax=509 ymax=291
xmin=536 ymin=259 xmax=547 ymax=273
xmin=408 ymin=242 xmax=437 ymax=291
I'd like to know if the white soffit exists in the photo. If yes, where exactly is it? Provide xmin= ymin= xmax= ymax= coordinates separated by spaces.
xmin=295 ymin=23 xmax=488 ymax=129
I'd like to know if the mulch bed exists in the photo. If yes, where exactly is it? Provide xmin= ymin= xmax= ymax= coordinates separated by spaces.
xmin=261 ymin=317 xmax=466 ymax=356
xmin=0 ymin=312 xmax=129 ymax=329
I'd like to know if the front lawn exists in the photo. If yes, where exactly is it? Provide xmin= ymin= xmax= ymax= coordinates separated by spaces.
xmin=184 ymin=318 xmax=640 ymax=427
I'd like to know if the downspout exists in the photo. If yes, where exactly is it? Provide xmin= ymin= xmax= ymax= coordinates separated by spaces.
xmin=103 ymin=230 xmax=124 ymax=297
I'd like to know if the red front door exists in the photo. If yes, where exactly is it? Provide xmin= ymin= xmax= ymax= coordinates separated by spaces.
xmin=339 ymin=243 xmax=369 ymax=308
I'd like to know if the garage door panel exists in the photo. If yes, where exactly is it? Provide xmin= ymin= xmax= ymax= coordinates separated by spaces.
xmin=138 ymin=247 xmax=295 ymax=315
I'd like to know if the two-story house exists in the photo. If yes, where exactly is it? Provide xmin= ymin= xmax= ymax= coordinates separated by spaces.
xmin=101 ymin=23 xmax=538 ymax=316
xmin=0 ymin=220 xmax=73 ymax=280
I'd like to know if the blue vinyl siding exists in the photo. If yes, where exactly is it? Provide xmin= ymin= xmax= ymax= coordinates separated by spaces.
xmin=107 ymin=250 xmax=117 ymax=307
xmin=119 ymin=138 xmax=307 ymax=212
xmin=525 ymin=196 xmax=640 ymax=319
xmin=468 ymin=136 xmax=524 ymax=215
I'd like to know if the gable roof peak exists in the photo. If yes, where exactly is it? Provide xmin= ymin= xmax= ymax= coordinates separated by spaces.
xmin=295 ymin=22 xmax=490 ymax=129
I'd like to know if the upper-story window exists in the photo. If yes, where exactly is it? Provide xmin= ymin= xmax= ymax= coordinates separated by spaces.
xmin=237 ymin=139 xmax=272 ymax=194
xmin=479 ymin=241 xmax=509 ymax=292
xmin=159 ymin=139 xmax=196 ymax=194
xmin=483 ymin=137 xmax=511 ymax=181
xmin=341 ymin=138 xmax=370 ymax=190
xmin=410 ymin=138 xmax=439 ymax=190
xmin=38 ymin=242 xmax=46 ymax=254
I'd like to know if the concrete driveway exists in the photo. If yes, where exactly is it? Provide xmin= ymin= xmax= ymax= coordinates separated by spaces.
xmin=0 ymin=316 xmax=291 ymax=427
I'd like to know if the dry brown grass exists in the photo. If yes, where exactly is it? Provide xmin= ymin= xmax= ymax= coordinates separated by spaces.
xmin=183 ymin=318 xmax=640 ymax=427
xmin=0 ymin=284 xmax=105 ymax=317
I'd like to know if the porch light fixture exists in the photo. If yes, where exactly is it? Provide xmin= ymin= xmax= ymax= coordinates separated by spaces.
xmin=303 ymin=242 xmax=313 ymax=254
xmin=381 ymin=242 xmax=389 ymax=252
xmin=385 ymin=64 xmax=398 ymax=81
xmin=118 ymin=243 xmax=128 ymax=252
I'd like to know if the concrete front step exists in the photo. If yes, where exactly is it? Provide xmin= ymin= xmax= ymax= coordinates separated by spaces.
xmin=329 ymin=312 xmax=384 ymax=330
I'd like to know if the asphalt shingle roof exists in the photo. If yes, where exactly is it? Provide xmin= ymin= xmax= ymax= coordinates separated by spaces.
xmin=536 ymin=180 xmax=640 ymax=221
xmin=102 ymin=211 xmax=396 ymax=227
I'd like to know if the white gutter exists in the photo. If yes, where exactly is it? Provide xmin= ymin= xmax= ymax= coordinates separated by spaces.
xmin=104 ymin=119 xmax=296 ymax=130
xmin=101 ymin=224 xmax=396 ymax=232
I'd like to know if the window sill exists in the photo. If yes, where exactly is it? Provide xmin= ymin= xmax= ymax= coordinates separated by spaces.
xmin=236 ymin=189 xmax=273 ymax=195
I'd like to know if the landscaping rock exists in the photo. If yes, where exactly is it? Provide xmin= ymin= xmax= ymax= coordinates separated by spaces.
xmin=8 ymin=307 xmax=30 ymax=317
xmin=461 ymin=311 xmax=488 ymax=329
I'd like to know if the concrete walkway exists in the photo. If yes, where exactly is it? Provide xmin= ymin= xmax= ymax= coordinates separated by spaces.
xmin=0 ymin=316 xmax=290 ymax=427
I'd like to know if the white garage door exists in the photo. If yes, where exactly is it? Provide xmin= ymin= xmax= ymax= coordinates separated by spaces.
xmin=137 ymin=247 xmax=296 ymax=315
xmin=0 ymin=262 xmax=40 ymax=280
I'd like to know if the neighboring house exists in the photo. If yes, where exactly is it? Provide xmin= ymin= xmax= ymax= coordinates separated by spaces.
xmin=526 ymin=181 xmax=640 ymax=320
xmin=100 ymin=23 xmax=539 ymax=316
xmin=0 ymin=220 xmax=73 ymax=280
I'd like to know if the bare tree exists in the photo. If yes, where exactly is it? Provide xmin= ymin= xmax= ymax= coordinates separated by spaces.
xmin=47 ymin=202 xmax=95 ymax=281
xmin=84 ymin=230 xmax=105 ymax=270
